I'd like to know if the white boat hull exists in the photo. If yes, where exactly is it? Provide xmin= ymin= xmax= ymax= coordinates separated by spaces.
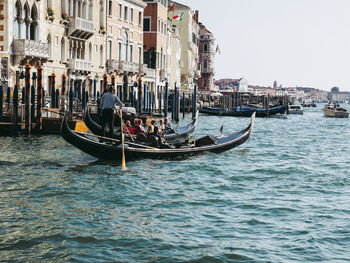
xmin=322 ymin=108 xmax=349 ymax=118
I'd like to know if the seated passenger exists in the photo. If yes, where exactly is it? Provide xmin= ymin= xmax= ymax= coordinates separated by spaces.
xmin=123 ymin=120 xmax=135 ymax=134
xmin=134 ymin=119 xmax=145 ymax=134
xmin=164 ymin=117 xmax=175 ymax=133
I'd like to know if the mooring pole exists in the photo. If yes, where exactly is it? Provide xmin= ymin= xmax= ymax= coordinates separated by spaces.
xmin=93 ymin=78 xmax=97 ymax=104
xmin=103 ymin=74 xmax=107 ymax=94
xmin=6 ymin=86 xmax=10 ymax=111
xmin=164 ymin=82 xmax=168 ymax=118
xmin=182 ymin=92 xmax=185 ymax=119
xmin=171 ymin=91 xmax=175 ymax=121
xmin=36 ymin=63 xmax=43 ymax=132
xmin=192 ymin=85 xmax=197 ymax=120
xmin=51 ymin=72 xmax=56 ymax=108
xmin=82 ymin=80 xmax=86 ymax=112
xmin=69 ymin=87 xmax=73 ymax=119
xmin=25 ymin=62 xmax=31 ymax=134
xmin=111 ymin=74 xmax=115 ymax=93
xmin=31 ymin=73 xmax=36 ymax=123
xmin=61 ymin=74 xmax=66 ymax=112
xmin=174 ymin=84 xmax=179 ymax=122
xmin=13 ymin=85 xmax=18 ymax=133
xmin=0 ymin=85 xmax=3 ymax=120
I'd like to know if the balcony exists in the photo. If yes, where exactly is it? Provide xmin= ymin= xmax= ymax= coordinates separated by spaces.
xmin=68 ymin=17 xmax=94 ymax=39
xmin=107 ymin=59 xmax=119 ymax=72
xmin=12 ymin=39 xmax=49 ymax=59
xmin=120 ymin=61 xmax=139 ymax=74
xmin=202 ymin=67 xmax=215 ymax=74
xmin=140 ymin=64 xmax=156 ymax=78
xmin=68 ymin=58 xmax=92 ymax=72
xmin=200 ymin=35 xmax=215 ymax=43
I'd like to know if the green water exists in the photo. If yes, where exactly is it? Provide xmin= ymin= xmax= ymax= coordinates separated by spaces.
xmin=1 ymin=104 xmax=350 ymax=262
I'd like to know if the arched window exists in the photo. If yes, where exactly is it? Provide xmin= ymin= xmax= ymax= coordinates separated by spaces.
xmin=123 ymin=32 xmax=128 ymax=61
xmin=89 ymin=43 xmax=92 ymax=61
xmin=47 ymin=34 xmax=52 ymax=59
xmin=99 ymin=0 xmax=104 ymax=27
xmin=160 ymin=48 xmax=163 ymax=69
xmin=61 ymin=38 xmax=65 ymax=61
xmin=89 ymin=1 xmax=93 ymax=20
xmin=203 ymin=43 xmax=208 ymax=53
xmin=47 ymin=0 xmax=53 ymax=9
xmin=203 ymin=59 xmax=207 ymax=69
xmin=14 ymin=1 xmax=22 ymax=39
xmin=24 ymin=3 xmax=30 ymax=40
xmin=30 ymin=5 xmax=38 ymax=40
xmin=100 ymin=45 xmax=104 ymax=66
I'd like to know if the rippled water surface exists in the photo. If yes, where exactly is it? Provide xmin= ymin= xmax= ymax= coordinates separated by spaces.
xmin=1 ymin=104 xmax=350 ymax=262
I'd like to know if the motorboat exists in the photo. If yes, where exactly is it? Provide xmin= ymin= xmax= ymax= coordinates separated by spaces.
xmin=322 ymin=103 xmax=349 ymax=118
xmin=288 ymin=105 xmax=303 ymax=115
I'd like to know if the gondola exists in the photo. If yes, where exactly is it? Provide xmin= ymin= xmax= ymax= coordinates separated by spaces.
xmin=84 ymin=106 xmax=198 ymax=143
xmin=199 ymin=105 xmax=286 ymax=117
xmin=60 ymin=112 xmax=255 ymax=161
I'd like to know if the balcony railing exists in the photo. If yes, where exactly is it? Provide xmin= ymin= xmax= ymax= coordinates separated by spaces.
xmin=68 ymin=58 xmax=92 ymax=72
xmin=202 ymin=67 xmax=215 ymax=74
xmin=68 ymin=17 xmax=95 ymax=39
xmin=107 ymin=59 xmax=119 ymax=72
xmin=143 ymin=65 xmax=156 ymax=78
xmin=12 ymin=39 xmax=49 ymax=59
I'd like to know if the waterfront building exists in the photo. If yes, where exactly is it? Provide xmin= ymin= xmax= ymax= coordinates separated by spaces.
xmin=106 ymin=0 xmax=148 ymax=106
xmin=169 ymin=1 xmax=200 ymax=92
xmin=167 ymin=25 xmax=181 ymax=91
xmin=198 ymin=23 xmax=215 ymax=94
xmin=5 ymin=0 xmax=49 ymax=89
xmin=143 ymin=0 xmax=168 ymax=111
xmin=45 ymin=0 xmax=106 ymax=99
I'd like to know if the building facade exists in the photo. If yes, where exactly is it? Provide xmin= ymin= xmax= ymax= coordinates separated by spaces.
xmin=106 ymin=0 xmax=147 ymax=106
xmin=143 ymin=0 xmax=168 ymax=111
xmin=198 ymin=23 xmax=214 ymax=94
xmin=170 ymin=1 xmax=199 ymax=92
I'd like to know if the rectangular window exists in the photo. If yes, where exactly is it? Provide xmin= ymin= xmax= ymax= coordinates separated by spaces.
xmin=118 ymin=4 xmax=122 ymax=19
xmin=108 ymin=0 xmax=112 ymax=16
xmin=138 ymin=47 xmax=142 ymax=64
xmin=118 ymin=43 xmax=122 ymax=60
xmin=130 ymin=8 xmax=134 ymax=23
xmin=108 ymin=40 xmax=112 ymax=60
xmin=124 ymin=6 xmax=128 ymax=21
xmin=138 ymin=11 xmax=142 ymax=25
xmin=158 ymin=20 xmax=160 ymax=32
xmin=130 ymin=45 xmax=133 ymax=62
xmin=143 ymin=18 xmax=150 ymax=31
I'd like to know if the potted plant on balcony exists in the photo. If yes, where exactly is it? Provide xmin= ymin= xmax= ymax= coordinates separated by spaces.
xmin=46 ymin=8 xmax=54 ymax=21
xmin=99 ymin=25 xmax=106 ymax=35
xmin=60 ymin=12 xmax=69 ymax=25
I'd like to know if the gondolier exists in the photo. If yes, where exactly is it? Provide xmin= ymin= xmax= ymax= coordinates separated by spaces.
xmin=100 ymin=86 xmax=124 ymax=136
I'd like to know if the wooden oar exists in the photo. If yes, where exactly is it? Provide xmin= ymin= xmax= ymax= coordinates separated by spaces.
xmin=120 ymin=107 xmax=127 ymax=170
xmin=74 ymin=131 xmax=160 ymax=150
xmin=116 ymin=109 xmax=135 ymax=142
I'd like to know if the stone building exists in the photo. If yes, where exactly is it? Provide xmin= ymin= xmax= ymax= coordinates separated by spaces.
xmin=106 ymin=0 xmax=148 ymax=106
xmin=198 ymin=23 xmax=215 ymax=94
xmin=169 ymin=1 xmax=200 ymax=92
xmin=143 ymin=0 xmax=169 ymax=110
xmin=44 ymin=0 xmax=106 ymax=100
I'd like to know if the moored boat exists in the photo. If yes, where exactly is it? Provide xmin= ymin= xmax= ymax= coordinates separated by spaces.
xmin=84 ymin=106 xmax=198 ymax=143
xmin=322 ymin=103 xmax=349 ymax=118
xmin=61 ymin=112 xmax=255 ymax=161
xmin=199 ymin=105 xmax=286 ymax=117
xmin=288 ymin=105 xmax=303 ymax=115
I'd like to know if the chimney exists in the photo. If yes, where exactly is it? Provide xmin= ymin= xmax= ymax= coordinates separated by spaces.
xmin=195 ymin=10 xmax=199 ymax=23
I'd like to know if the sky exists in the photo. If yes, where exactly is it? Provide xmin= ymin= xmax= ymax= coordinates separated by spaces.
xmin=178 ymin=0 xmax=350 ymax=91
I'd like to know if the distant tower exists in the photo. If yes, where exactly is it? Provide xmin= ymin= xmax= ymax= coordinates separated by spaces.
xmin=273 ymin=81 xmax=277 ymax=89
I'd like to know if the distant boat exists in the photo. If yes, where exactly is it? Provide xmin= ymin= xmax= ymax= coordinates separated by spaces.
xmin=322 ymin=103 xmax=349 ymax=118
xmin=288 ymin=105 xmax=303 ymax=115
xmin=199 ymin=105 xmax=287 ymax=117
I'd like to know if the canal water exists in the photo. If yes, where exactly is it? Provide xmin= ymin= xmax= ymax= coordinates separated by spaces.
xmin=1 ymin=104 xmax=350 ymax=262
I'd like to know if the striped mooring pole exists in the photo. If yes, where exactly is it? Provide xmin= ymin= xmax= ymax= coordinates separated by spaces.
xmin=25 ymin=62 xmax=31 ymax=134
xmin=36 ymin=63 xmax=43 ymax=131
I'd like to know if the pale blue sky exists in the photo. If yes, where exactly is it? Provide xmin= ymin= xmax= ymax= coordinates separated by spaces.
xmin=179 ymin=0 xmax=350 ymax=91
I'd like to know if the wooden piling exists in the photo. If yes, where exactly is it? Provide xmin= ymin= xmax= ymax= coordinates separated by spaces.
xmin=31 ymin=84 xmax=35 ymax=123
xmin=36 ymin=63 xmax=43 ymax=131
xmin=0 ymin=85 xmax=3 ymax=120
xmin=164 ymin=82 xmax=168 ymax=118
xmin=69 ymin=87 xmax=73 ymax=119
xmin=182 ymin=92 xmax=185 ymax=118
xmin=192 ymin=86 xmax=197 ymax=119
xmin=103 ymin=74 xmax=107 ymax=94
xmin=13 ymin=85 xmax=18 ymax=133
xmin=25 ymin=62 xmax=31 ymax=134
xmin=174 ymin=84 xmax=179 ymax=122
xmin=7 ymin=86 xmax=10 ymax=111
